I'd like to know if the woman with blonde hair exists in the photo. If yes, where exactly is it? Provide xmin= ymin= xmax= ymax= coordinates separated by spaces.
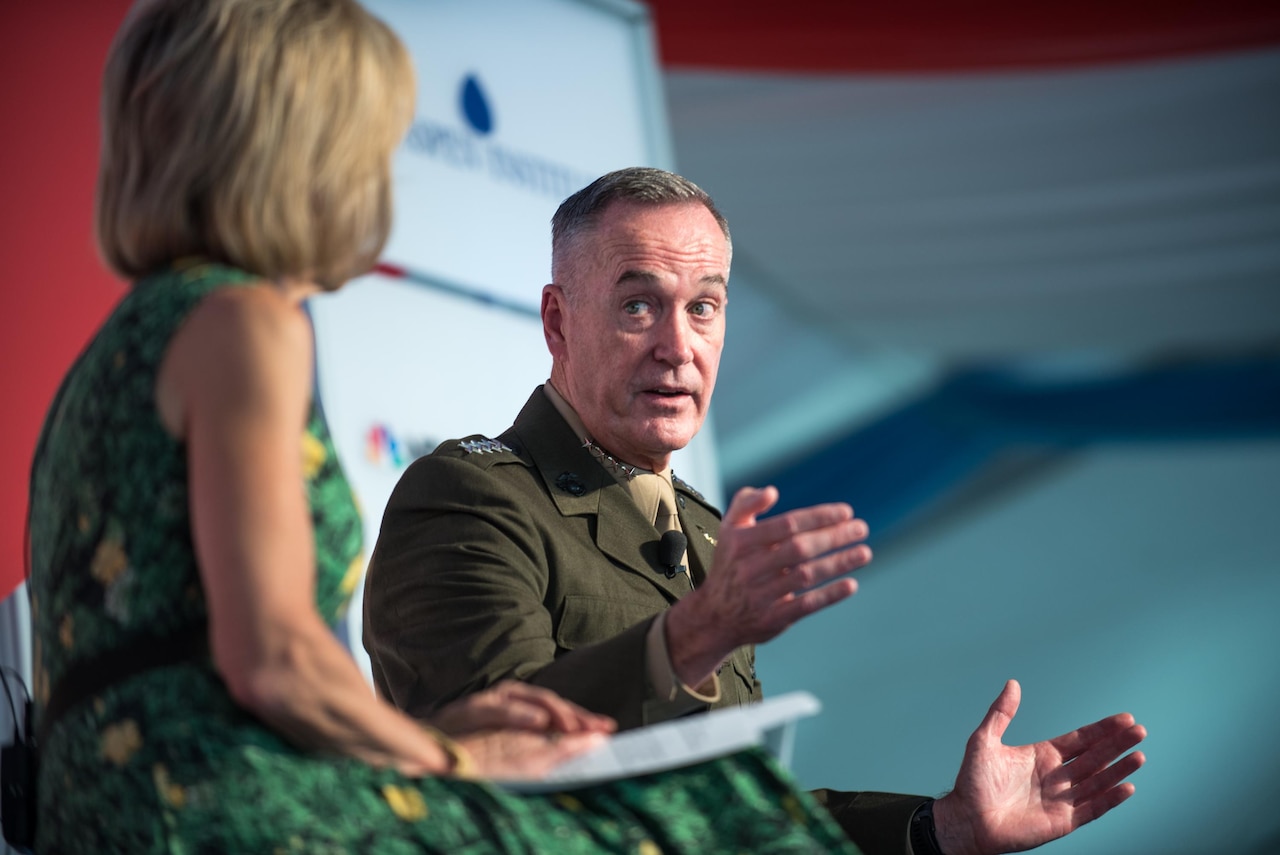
xmin=27 ymin=0 xmax=860 ymax=851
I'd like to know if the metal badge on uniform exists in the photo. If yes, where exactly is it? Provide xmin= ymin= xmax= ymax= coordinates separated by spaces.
xmin=555 ymin=472 xmax=586 ymax=496
xmin=702 ymin=531 xmax=717 ymax=547
xmin=459 ymin=438 xmax=511 ymax=455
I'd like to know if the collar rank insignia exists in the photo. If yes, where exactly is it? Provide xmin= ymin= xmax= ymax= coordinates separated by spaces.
xmin=672 ymin=474 xmax=705 ymax=503
xmin=702 ymin=531 xmax=717 ymax=547
xmin=459 ymin=438 xmax=511 ymax=455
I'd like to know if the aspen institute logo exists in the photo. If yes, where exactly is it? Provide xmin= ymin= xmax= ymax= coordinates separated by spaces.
xmin=405 ymin=73 xmax=593 ymax=200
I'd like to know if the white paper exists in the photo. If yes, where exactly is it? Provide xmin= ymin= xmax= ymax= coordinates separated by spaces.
xmin=497 ymin=692 xmax=821 ymax=792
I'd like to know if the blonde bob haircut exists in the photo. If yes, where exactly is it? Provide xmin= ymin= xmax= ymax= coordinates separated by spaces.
xmin=96 ymin=0 xmax=415 ymax=290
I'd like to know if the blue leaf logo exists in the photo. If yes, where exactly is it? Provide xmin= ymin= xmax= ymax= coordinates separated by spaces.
xmin=460 ymin=74 xmax=494 ymax=136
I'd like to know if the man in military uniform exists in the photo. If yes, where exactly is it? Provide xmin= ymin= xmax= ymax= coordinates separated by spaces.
xmin=363 ymin=167 xmax=1146 ymax=855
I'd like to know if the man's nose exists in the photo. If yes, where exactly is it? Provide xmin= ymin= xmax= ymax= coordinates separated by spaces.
xmin=654 ymin=311 xmax=694 ymax=366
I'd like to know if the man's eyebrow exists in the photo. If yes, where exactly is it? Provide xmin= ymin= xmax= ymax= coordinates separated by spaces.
xmin=613 ymin=270 xmax=728 ymax=290
xmin=614 ymin=269 xmax=660 ymax=286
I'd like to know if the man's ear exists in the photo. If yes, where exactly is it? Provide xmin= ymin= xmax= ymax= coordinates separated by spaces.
xmin=541 ymin=283 xmax=568 ymax=357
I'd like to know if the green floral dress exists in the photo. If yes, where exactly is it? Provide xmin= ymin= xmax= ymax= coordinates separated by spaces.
xmin=28 ymin=262 xmax=860 ymax=854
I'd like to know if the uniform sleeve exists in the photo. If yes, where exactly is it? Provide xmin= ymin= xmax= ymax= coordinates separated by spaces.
xmin=362 ymin=454 xmax=661 ymax=728
xmin=809 ymin=790 xmax=930 ymax=855
xmin=641 ymin=611 xmax=721 ymax=722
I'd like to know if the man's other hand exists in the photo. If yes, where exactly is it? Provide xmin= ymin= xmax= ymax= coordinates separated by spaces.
xmin=932 ymin=679 xmax=1147 ymax=855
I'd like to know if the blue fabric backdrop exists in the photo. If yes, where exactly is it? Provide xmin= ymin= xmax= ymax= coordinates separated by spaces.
xmin=744 ymin=353 xmax=1280 ymax=542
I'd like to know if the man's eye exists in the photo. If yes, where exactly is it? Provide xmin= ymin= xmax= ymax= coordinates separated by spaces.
xmin=690 ymin=301 xmax=716 ymax=317
xmin=623 ymin=300 xmax=648 ymax=315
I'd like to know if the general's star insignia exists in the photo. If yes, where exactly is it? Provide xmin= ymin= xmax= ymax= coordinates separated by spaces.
xmin=459 ymin=438 xmax=511 ymax=455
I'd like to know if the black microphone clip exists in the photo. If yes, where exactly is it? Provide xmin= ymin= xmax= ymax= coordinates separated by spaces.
xmin=658 ymin=529 xmax=688 ymax=579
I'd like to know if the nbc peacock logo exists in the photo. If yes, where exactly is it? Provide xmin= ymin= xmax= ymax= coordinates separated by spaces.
xmin=365 ymin=424 xmax=440 ymax=470
xmin=365 ymin=424 xmax=405 ymax=468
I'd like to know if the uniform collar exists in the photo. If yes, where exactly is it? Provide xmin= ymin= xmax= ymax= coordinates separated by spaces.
xmin=509 ymin=386 xmax=690 ymax=601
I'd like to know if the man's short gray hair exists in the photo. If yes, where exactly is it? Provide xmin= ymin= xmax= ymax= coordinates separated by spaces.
xmin=550 ymin=167 xmax=732 ymax=288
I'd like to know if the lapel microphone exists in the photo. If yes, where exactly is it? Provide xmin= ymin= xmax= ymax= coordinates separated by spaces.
xmin=658 ymin=530 xmax=688 ymax=580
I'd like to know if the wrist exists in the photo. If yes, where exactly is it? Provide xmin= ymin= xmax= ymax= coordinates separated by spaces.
xmin=664 ymin=596 xmax=732 ymax=687
xmin=421 ymin=725 xmax=476 ymax=778
xmin=928 ymin=794 xmax=979 ymax=855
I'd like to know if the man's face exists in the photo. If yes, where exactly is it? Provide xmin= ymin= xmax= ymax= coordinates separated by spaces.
xmin=543 ymin=200 xmax=729 ymax=472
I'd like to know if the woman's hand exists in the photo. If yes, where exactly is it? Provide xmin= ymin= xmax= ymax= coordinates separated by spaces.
xmin=455 ymin=729 xmax=607 ymax=780
xmin=429 ymin=681 xmax=616 ymax=738
xmin=431 ymin=683 xmax=614 ymax=780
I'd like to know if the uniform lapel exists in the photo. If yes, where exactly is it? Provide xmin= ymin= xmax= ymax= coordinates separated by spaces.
xmin=510 ymin=388 xmax=688 ymax=601
xmin=677 ymin=490 xmax=717 ymax=588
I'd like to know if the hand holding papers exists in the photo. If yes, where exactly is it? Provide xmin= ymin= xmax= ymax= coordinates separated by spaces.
xmin=500 ymin=692 xmax=821 ymax=792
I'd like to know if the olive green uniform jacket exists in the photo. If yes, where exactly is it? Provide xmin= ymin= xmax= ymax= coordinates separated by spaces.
xmin=363 ymin=387 xmax=928 ymax=855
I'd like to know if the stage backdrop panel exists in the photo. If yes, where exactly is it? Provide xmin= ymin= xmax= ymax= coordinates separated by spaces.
xmin=307 ymin=0 xmax=722 ymax=674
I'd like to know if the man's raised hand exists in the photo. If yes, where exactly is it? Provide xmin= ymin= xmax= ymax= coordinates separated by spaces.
xmin=665 ymin=485 xmax=870 ymax=686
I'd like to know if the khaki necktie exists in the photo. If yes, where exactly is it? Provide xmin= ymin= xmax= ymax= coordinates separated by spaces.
xmin=655 ymin=476 xmax=681 ymax=536
xmin=652 ymin=475 xmax=689 ymax=582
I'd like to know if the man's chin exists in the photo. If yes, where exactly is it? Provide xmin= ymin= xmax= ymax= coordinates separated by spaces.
xmin=632 ymin=420 xmax=700 ymax=460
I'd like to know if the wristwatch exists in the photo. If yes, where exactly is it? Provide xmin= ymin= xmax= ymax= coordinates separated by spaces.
xmin=909 ymin=799 xmax=945 ymax=855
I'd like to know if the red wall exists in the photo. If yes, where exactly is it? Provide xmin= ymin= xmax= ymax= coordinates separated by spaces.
xmin=646 ymin=0 xmax=1280 ymax=72
xmin=1 ymin=1 xmax=134 ymax=598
